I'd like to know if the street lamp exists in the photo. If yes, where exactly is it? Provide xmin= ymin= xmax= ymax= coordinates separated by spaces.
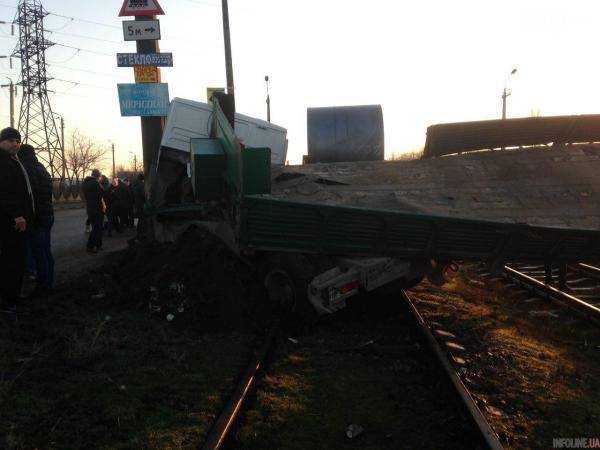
xmin=265 ymin=75 xmax=271 ymax=123
xmin=129 ymin=151 xmax=140 ymax=174
xmin=108 ymin=140 xmax=115 ymax=179
xmin=502 ymin=68 xmax=518 ymax=120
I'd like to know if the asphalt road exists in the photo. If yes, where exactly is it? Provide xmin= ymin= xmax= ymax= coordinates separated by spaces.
xmin=52 ymin=207 xmax=133 ymax=283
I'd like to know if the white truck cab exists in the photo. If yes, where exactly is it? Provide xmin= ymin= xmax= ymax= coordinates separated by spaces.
xmin=161 ymin=97 xmax=288 ymax=165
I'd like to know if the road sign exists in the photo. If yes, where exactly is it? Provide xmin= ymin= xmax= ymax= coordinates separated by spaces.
xmin=207 ymin=87 xmax=225 ymax=101
xmin=117 ymin=52 xmax=173 ymax=67
xmin=122 ymin=19 xmax=160 ymax=41
xmin=119 ymin=0 xmax=164 ymax=17
xmin=134 ymin=66 xmax=160 ymax=83
xmin=118 ymin=83 xmax=169 ymax=117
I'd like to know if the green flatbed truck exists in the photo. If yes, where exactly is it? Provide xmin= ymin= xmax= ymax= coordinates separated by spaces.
xmin=154 ymin=100 xmax=600 ymax=315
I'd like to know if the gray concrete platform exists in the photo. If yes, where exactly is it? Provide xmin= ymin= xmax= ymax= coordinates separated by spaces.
xmin=274 ymin=145 xmax=600 ymax=230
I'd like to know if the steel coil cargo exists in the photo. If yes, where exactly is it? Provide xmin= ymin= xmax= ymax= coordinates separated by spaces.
xmin=307 ymin=105 xmax=384 ymax=163
xmin=423 ymin=114 xmax=600 ymax=158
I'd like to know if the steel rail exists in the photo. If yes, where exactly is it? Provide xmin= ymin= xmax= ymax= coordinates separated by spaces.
xmin=402 ymin=291 xmax=504 ymax=450
xmin=576 ymin=263 xmax=600 ymax=279
xmin=504 ymin=266 xmax=600 ymax=321
xmin=201 ymin=324 xmax=278 ymax=450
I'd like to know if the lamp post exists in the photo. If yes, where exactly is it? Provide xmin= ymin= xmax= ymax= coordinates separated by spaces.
xmin=502 ymin=68 xmax=518 ymax=120
xmin=108 ymin=140 xmax=116 ymax=179
xmin=265 ymin=75 xmax=271 ymax=123
xmin=129 ymin=151 xmax=139 ymax=174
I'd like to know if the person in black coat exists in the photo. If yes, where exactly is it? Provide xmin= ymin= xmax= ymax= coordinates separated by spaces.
xmin=18 ymin=144 xmax=55 ymax=296
xmin=81 ymin=169 xmax=105 ymax=253
xmin=0 ymin=127 xmax=35 ymax=318
xmin=112 ymin=178 xmax=131 ymax=230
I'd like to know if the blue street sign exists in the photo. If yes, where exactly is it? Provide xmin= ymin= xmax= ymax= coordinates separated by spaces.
xmin=118 ymin=83 xmax=169 ymax=117
xmin=117 ymin=52 xmax=173 ymax=67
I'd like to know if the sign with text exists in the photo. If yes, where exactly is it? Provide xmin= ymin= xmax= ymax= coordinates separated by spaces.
xmin=206 ymin=87 xmax=225 ymax=101
xmin=134 ymin=66 xmax=160 ymax=83
xmin=122 ymin=19 xmax=161 ymax=41
xmin=117 ymin=52 xmax=173 ymax=67
xmin=118 ymin=83 xmax=169 ymax=117
xmin=119 ymin=0 xmax=164 ymax=17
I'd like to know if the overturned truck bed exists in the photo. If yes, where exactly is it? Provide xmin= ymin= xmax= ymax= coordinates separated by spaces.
xmin=242 ymin=145 xmax=600 ymax=264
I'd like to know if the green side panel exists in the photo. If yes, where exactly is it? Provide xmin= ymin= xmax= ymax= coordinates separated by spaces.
xmin=190 ymin=138 xmax=226 ymax=201
xmin=242 ymin=147 xmax=271 ymax=196
xmin=211 ymin=100 xmax=243 ymax=201
xmin=240 ymin=195 xmax=600 ymax=263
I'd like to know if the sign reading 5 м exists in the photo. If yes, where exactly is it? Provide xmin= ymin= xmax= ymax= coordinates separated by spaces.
xmin=122 ymin=19 xmax=161 ymax=41
xmin=118 ymin=83 xmax=169 ymax=117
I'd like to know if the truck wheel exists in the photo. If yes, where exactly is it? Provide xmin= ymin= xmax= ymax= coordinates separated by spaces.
xmin=259 ymin=253 xmax=317 ymax=324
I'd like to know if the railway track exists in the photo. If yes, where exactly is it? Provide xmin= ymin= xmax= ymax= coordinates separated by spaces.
xmin=500 ymin=263 xmax=600 ymax=322
xmin=201 ymin=294 xmax=503 ymax=450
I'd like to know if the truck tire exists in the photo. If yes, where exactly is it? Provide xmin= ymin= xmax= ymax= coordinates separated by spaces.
xmin=258 ymin=253 xmax=318 ymax=325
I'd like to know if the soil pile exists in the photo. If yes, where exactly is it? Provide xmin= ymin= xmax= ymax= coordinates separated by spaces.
xmin=71 ymin=226 xmax=265 ymax=330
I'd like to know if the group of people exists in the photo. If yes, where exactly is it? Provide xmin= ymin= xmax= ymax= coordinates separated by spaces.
xmin=81 ymin=169 xmax=145 ymax=253
xmin=0 ymin=127 xmax=55 ymax=321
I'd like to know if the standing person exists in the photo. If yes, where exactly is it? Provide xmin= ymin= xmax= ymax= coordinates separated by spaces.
xmin=124 ymin=178 xmax=135 ymax=227
xmin=18 ymin=144 xmax=55 ymax=297
xmin=113 ymin=178 xmax=130 ymax=230
xmin=0 ymin=127 xmax=34 ymax=320
xmin=99 ymin=175 xmax=115 ymax=237
xmin=132 ymin=173 xmax=146 ymax=239
xmin=109 ymin=178 xmax=123 ymax=233
xmin=81 ymin=169 xmax=105 ymax=254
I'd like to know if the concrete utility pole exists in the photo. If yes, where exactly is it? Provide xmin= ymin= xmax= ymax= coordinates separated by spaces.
xmin=265 ymin=75 xmax=271 ymax=123
xmin=135 ymin=15 xmax=164 ymax=191
xmin=0 ymin=78 xmax=15 ymax=127
xmin=222 ymin=0 xmax=235 ymax=112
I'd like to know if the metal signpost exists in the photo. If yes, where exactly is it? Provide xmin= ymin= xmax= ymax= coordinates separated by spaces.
xmin=117 ymin=52 xmax=173 ymax=67
xmin=117 ymin=0 xmax=169 ymax=204
xmin=122 ymin=20 xmax=161 ymax=41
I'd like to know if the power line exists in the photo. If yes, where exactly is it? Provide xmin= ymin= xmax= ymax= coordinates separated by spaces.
xmin=51 ymin=76 xmax=113 ymax=90
xmin=48 ymin=63 xmax=116 ymax=78
xmin=47 ymin=11 xmax=120 ymax=30
xmin=53 ymin=42 xmax=113 ymax=57
xmin=47 ymin=29 xmax=121 ymax=45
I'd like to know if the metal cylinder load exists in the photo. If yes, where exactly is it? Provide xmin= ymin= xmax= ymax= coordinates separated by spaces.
xmin=307 ymin=105 xmax=385 ymax=163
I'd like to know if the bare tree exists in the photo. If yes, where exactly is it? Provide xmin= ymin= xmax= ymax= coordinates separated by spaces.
xmin=65 ymin=131 xmax=108 ymax=183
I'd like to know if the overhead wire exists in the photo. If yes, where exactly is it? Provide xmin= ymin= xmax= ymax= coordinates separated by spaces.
xmin=51 ymin=77 xmax=113 ymax=90
xmin=47 ymin=29 xmax=121 ymax=45
xmin=53 ymin=42 xmax=113 ymax=57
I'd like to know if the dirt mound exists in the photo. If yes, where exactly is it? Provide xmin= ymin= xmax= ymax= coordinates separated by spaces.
xmin=62 ymin=226 xmax=265 ymax=331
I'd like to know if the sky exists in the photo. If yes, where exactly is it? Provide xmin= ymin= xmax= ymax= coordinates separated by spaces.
xmin=0 ymin=0 xmax=600 ymax=167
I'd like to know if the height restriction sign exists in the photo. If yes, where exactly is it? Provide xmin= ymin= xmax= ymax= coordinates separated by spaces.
xmin=119 ymin=0 xmax=165 ymax=17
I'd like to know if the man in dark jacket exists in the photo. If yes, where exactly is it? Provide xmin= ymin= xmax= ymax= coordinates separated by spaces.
xmin=81 ymin=169 xmax=105 ymax=253
xmin=132 ymin=173 xmax=146 ymax=239
xmin=18 ymin=144 xmax=55 ymax=296
xmin=0 ymin=127 xmax=35 ymax=319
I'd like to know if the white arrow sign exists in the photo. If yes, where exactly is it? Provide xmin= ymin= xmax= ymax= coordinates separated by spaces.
xmin=122 ymin=19 xmax=161 ymax=41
